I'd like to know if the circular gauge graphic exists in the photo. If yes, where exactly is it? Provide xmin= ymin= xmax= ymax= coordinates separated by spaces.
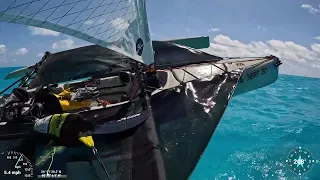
xmin=0 ymin=151 xmax=33 ymax=179
xmin=285 ymin=146 xmax=315 ymax=176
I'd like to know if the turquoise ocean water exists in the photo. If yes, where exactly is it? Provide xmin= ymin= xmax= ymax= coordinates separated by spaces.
xmin=191 ymin=74 xmax=320 ymax=180
xmin=0 ymin=67 xmax=319 ymax=180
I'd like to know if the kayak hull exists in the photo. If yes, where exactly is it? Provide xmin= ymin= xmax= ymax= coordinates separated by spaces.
xmin=233 ymin=57 xmax=280 ymax=96
xmin=153 ymin=56 xmax=281 ymax=96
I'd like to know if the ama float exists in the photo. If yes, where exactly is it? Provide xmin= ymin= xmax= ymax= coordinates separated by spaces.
xmin=0 ymin=0 xmax=281 ymax=179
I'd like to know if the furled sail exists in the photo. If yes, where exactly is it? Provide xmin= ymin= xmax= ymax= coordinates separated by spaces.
xmin=0 ymin=0 xmax=154 ymax=65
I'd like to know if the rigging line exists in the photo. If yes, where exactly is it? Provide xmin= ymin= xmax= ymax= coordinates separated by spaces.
xmin=68 ymin=1 xmax=105 ymax=32
xmin=109 ymin=17 xmax=135 ymax=42
xmin=15 ymin=0 xmax=51 ymax=22
xmin=50 ymin=1 xmax=94 ymax=22
xmin=170 ymin=64 xmax=225 ymax=84
xmin=1 ymin=0 xmax=39 ymax=15
xmin=97 ymin=16 xmax=134 ymax=40
xmin=74 ymin=0 xmax=128 ymax=26
xmin=52 ymin=0 xmax=82 ymax=29
xmin=69 ymin=0 xmax=119 ymax=31
xmin=11 ymin=0 xmax=38 ymax=23
xmin=31 ymin=0 xmax=51 ymax=19
xmin=209 ymin=62 xmax=227 ymax=73
xmin=78 ymin=0 xmax=120 ymax=37
xmin=0 ymin=0 xmax=17 ymax=19
xmin=181 ymin=69 xmax=198 ymax=79
xmin=56 ymin=0 xmax=97 ymax=31
xmin=80 ymin=6 xmax=134 ymax=38
xmin=92 ymin=147 xmax=112 ymax=180
xmin=221 ymin=63 xmax=228 ymax=72
xmin=41 ymin=0 xmax=67 ymax=26
xmin=87 ymin=9 xmax=134 ymax=38
xmin=98 ymin=4 xmax=132 ymax=43
xmin=169 ymin=68 xmax=184 ymax=84
xmin=0 ymin=73 xmax=32 ymax=95
xmin=108 ymin=6 xmax=132 ymax=42
xmin=87 ymin=0 xmax=117 ymax=39
xmin=4 ymin=0 xmax=40 ymax=13
xmin=18 ymin=0 xmax=90 ymax=19
xmin=97 ymin=0 xmax=125 ymax=41
xmin=105 ymin=0 xmax=130 ymax=40
xmin=68 ymin=2 xmax=112 ymax=23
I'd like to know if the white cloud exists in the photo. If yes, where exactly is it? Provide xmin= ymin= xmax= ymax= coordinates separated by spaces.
xmin=28 ymin=26 xmax=60 ymax=36
xmin=52 ymin=38 xmax=80 ymax=50
xmin=314 ymin=36 xmax=320 ymax=40
xmin=15 ymin=48 xmax=28 ymax=56
xmin=0 ymin=44 xmax=7 ymax=54
xmin=201 ymin=34 xmax=320 ymax=77
xmin=0 ymin=45 xmax=8 ymax=63
xmin=209 ymin=28 xmax=220 ymax=32
xmin=84 ymin=20 xmax=95 ymax=25
xmin=37 ymin=53 xmax=43 ymax=57
xmin=311 ymin=44 xmax=320 ymax=54
xmin=257 ymin=25 xmax=267 ymax=31
xmin=83 ymin=19 xmax=105 ymax=25
xmin=110 ymin=18 xmax=129 ymax=30
xmin=312 ymin=64 xmax=320 ymax=69
xmin=301 ymin=4 xmax=319 ymax=14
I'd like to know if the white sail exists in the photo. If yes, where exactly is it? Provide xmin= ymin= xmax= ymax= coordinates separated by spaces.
xmin=0 ymin=0 xmax=154 ymax=65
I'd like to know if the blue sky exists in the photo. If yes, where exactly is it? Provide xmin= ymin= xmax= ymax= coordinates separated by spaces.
xmin=0 ymin=0 xmax=320 ymax=77
xmin=148 ymin=0 xmax=320 ymax=45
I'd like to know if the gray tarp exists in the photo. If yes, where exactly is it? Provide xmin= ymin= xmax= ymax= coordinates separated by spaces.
xmin=152 ymin=41 xmax=222 ymax=69
xmin=29 ymin=41 xmax=222 ymax=88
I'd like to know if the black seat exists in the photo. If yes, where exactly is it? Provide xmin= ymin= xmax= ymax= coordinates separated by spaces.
xmin=33 ymin=86 xmax=63 ymax=116
xmin=12 ymin=88 xmax=29 ymax=102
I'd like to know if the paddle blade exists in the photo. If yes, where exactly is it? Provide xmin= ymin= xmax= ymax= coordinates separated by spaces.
xmin=166 ymin=36 xmax=210 ymax=49
xmin=79 ymin=136 xmax=95 ymax=148
xmin=4 ymin=66 xmax=35 ymax=80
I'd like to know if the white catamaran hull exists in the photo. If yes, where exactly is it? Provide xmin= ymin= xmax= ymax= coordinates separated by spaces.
xmin=153 ymin=56 xmax=281 ymax=96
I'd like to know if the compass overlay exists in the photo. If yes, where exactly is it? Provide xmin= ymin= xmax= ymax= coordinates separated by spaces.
xmin=285 ymin=146 xmax=315 ymax=176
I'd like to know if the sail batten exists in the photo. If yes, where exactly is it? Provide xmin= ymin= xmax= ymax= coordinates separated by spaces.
xmin=0 ymin=0 xmax=154 ymax=65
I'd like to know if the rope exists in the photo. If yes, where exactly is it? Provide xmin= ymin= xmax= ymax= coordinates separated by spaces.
xmin=181 ymin=69 xmax=198 ymax=79
xmin=92 ymin=147 xmax=111 ymax=180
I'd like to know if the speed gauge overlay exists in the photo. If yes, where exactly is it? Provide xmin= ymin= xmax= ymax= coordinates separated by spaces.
xmin=0 ymin=151 xmax=33 ymax=179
